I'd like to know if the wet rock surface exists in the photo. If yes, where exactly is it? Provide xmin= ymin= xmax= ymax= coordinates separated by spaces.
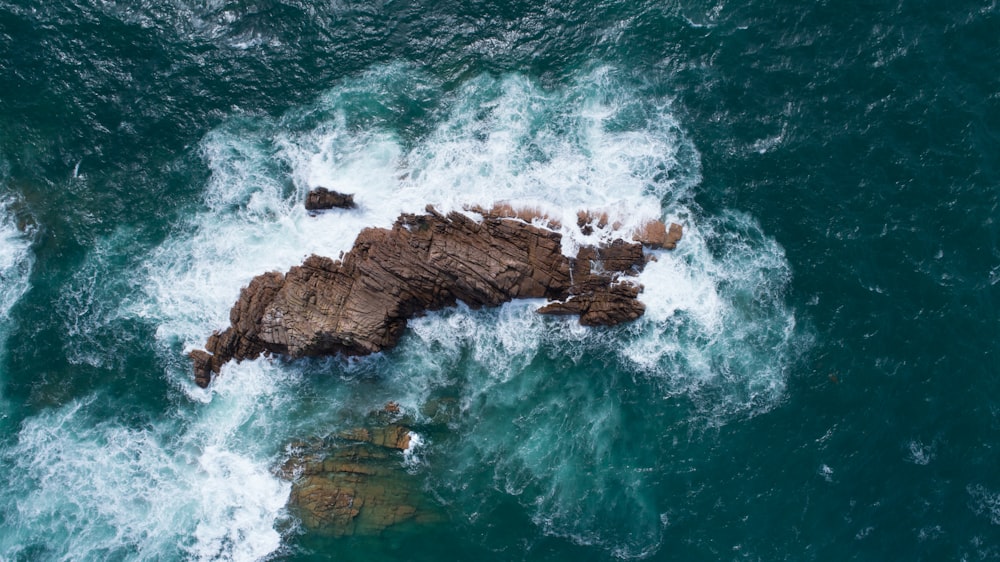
xmin=632 ymin=220 xmax=683 ymax=250
xmin=279 ymin=413 xmax=441 ymax=537
xmin=191 ymin=206 xmax=681 ymax=386
xmin=535 ymin=242 xmax=646 ymax=325
xmin=305 ymin=187 xmax=356 ymax=211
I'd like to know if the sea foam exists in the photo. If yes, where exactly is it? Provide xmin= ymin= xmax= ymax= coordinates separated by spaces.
xmin=0 ymin=366 xmax=294 ymax=562
xmin=0 ymin=196 xmax=33 ymax=325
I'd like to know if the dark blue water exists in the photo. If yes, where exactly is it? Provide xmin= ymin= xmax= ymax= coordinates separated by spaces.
xmin=1 ymin=0 xmax=998 ymax=560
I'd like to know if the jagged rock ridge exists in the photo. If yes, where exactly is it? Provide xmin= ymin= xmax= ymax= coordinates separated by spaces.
xmin=190 ymin=205 xmax=681 ymax=387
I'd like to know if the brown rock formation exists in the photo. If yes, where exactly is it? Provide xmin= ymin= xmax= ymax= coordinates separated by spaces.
xmin=664 ymin=222 xmax=684 ymax=250
xmin=576 ymin=210 xmax=614 ymax=235
xmin=535 ymin=242 xmax=645 ymax=325
xmin=191 ymin=206 xmax=681 ymax=387
xmin=280 ymin=430 xmax=439 ymax=536
xmin=305 ymin=187 xmax=356 ymax=211
xmin=337 ymin=424 xmax=413 ymax=450
xmin=632 ymin=220 xmax=683 ymax=250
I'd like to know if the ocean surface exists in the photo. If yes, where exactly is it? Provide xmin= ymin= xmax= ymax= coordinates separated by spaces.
xmin=1 ymin=0 xmax=998 ymax=560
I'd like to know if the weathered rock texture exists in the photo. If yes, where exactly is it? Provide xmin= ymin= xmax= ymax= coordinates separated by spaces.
xmin=279 ymin=426 xmax=438 ymax=536
xmin=305 ymin=187 xmax=356 ymax=211
xmin=191 ymin=206 xmax=681 ymax=387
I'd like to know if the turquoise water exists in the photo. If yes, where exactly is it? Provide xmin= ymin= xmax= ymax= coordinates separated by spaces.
xmin=1 ymin=0 xmax=998 ymax=560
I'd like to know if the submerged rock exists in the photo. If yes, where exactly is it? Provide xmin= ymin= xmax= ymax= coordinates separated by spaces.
xmin=305 ymin=187 xmax=356 ymax=211
xmin=279 ymin=424 xmax=439 ymax=537
xmin=337 ymin=424 xmax=412 ymax=450
xmin=191 ymin=206 xmax=682 ymax=386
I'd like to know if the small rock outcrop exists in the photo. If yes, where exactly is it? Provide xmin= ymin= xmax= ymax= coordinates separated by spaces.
xmin=191 ymin=206 xmax=681 ymax=386
xmin=305 ymin=187 xmax=356 ymax=211
xmin=279 ymin=427 xmax=438 ymax=536
xmin=277 ymin=399 xmax=462 ymax=536
xmin=632 ymin=220 xmax=683 ymax=250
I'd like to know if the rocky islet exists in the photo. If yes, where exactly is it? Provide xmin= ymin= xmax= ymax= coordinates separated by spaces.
xmin=279 ymin=414 xmax=440 ymax=536
xmin=191 ymin=203 xmax=681 ymax=387
xmin=304 ymin=187 xmax=357 ymax=211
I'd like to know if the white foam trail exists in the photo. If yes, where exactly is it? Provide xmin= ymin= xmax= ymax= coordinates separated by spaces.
xmin=905 ymin=439 xmax=935 ymax=465
xmin=58 ymin=228 xmax=142 ymax=368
